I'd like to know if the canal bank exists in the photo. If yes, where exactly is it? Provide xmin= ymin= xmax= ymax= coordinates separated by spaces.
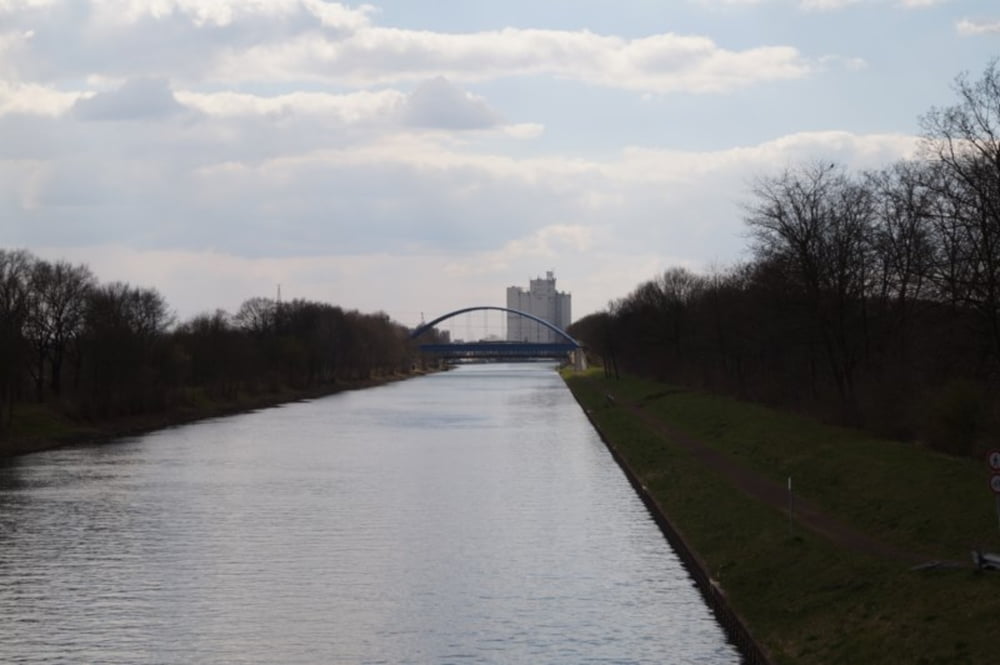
xmin=562 ymin=369 xmax=1000 ymax=665
xmin=0 ymin=370 xmax=433 ymax=459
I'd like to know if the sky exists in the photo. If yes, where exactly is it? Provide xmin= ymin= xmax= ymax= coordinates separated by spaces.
xmin=2 ymin=0 xmax=999 ymax=334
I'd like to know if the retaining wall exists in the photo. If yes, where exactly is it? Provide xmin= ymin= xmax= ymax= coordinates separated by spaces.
xmin=574 ymin=397 xmax=775 ymax=665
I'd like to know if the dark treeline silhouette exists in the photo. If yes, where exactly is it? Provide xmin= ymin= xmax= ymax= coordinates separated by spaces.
xmin=0 ymin=252 xmax=441 ymax=435
xmin=570 ymin=61 xmax=1000 ymax=458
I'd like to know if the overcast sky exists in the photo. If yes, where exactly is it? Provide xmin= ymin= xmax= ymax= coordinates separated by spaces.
xmin=2 ymin=0 xmax=998 ymax=332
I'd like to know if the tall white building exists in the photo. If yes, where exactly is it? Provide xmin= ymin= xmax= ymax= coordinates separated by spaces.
xmin=506 ymin=271 xmax=572 ymax=343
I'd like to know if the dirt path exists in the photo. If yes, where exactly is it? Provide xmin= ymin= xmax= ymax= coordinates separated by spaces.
xmin=624 ymin=400 xmax=946 ymax=566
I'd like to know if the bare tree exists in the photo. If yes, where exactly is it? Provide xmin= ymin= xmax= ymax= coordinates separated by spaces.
xmin=82 ymin=282 xmax=173 ymax=416
xmin=867 ymin=161 xmax=935 ymax=313
xmin=0 ymin=250 xmax=34 ymax=428
xmin=234 ymin=296 xmax=277 ymax=336
xmin=745 ymin=162 xmax=876 ymax=419
xmin=921 ymin=59 xmax=1000 ymax=369
xmin=24 ymin=259 xmax=96 ymax=400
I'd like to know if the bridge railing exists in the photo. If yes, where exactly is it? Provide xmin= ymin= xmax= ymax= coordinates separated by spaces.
xmin=419 ymin=342 xmax=577 ymax=359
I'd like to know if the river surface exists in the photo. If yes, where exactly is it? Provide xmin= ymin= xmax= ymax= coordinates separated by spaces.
xmin=0 ymin=363 xmax=741 ymax=664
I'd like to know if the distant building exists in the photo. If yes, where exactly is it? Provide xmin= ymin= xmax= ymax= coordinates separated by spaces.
xmin=506 ymin=271 xmax=571 ymax=343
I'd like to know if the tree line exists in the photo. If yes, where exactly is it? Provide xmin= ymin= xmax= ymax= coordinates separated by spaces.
xmin=0 ymin=252 xmax=441 ymax=435
xmin=569 ymin=61 xmax=1000 ymax=458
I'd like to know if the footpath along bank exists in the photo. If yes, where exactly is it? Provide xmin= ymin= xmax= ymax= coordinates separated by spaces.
xmin=562 ymin=368 xmax=1000 ymax=665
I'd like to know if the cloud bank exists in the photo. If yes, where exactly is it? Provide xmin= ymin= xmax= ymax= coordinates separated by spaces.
xmin=0 ymin=1 xmax=819 ymax=95
xmin=0 ymin=0 xmax=947 ymax=325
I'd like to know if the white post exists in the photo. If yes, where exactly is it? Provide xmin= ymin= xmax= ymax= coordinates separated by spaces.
xmin=788 ymin=476 xmax=793 ymax=535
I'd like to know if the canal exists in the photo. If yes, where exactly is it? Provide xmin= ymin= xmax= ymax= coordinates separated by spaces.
xmin=0 ymin=363 xmax=741 ymax=664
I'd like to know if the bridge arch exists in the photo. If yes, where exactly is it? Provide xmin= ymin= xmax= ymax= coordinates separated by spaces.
xmin=409 ymin=306 xmax=578 ymax=346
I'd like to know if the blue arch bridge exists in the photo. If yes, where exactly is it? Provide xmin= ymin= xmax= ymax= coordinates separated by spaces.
xmin=409 ymin=306 xmax=586 ymax=368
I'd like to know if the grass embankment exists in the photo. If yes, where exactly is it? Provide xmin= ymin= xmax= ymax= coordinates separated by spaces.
xmin=563 ymin=369 xmax=1000 ymax=665
xmin=0 ymin=374 xmax=420 ymax=458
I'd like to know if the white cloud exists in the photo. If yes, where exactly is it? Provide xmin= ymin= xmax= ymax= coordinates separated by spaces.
xmin=897 ymin=0 xmax=948 ymax=7
xmin=0 ymin=1 xmax=823 ymax=95
xmin=0 ymin=76 xmax=530 ymax=159
xmin=0 ymin=1 xmax=375 ymax=86
xmin=502 ymin=123 xmax=545 ymax=140
xmin=213 ymin=27 xmax=814 ymax=93
xmin=0 ymin=0 xmax=58 ymax=11
xmin=173 ymin=79 xmax=533 ymax=145
xmin=83 ymin=0 xmax=374 ymax=30
xmin=175 ymin=88 xmax=405 ymax=121
xmin=447 ymin=225 xmax=595 ymax=277
xmin=610 ymin=131 xmax=920 ymax=184
xmin=0 ymin=81 xmax=86 ymax=116
xmin=4 ymin=128 xmax=920 ymax=277
xmin=799 ymin=0 xmax=862 ymax=10
xmin=956 ymin=18 xmax=1000 ymax=36
xmin=698 ymin=0 xmax=945 ymax=8
xmin=696 ymin=0 xmax=769 ymax=5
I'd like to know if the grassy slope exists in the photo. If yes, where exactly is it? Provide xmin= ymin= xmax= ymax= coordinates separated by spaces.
xmin=563 ymin=369 xmax=1000 ymax=665
xmin=0 ymin=376 xmax=414 ymax=457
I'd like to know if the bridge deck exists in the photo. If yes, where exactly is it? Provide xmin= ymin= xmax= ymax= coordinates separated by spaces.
xmin=419 ymin=342 xmax=577 ymax=359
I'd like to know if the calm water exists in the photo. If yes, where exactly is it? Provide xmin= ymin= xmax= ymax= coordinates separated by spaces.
xmin=0 ymin=363 xmax=740 ymax=664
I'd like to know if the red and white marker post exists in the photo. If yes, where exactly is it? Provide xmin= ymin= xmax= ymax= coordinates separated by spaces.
xmin=989 ymin=450 xmax=1000 ymax=532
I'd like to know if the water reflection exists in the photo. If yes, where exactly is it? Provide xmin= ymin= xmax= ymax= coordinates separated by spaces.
xmin=0 ymin=363 xmax=740 ymax=664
